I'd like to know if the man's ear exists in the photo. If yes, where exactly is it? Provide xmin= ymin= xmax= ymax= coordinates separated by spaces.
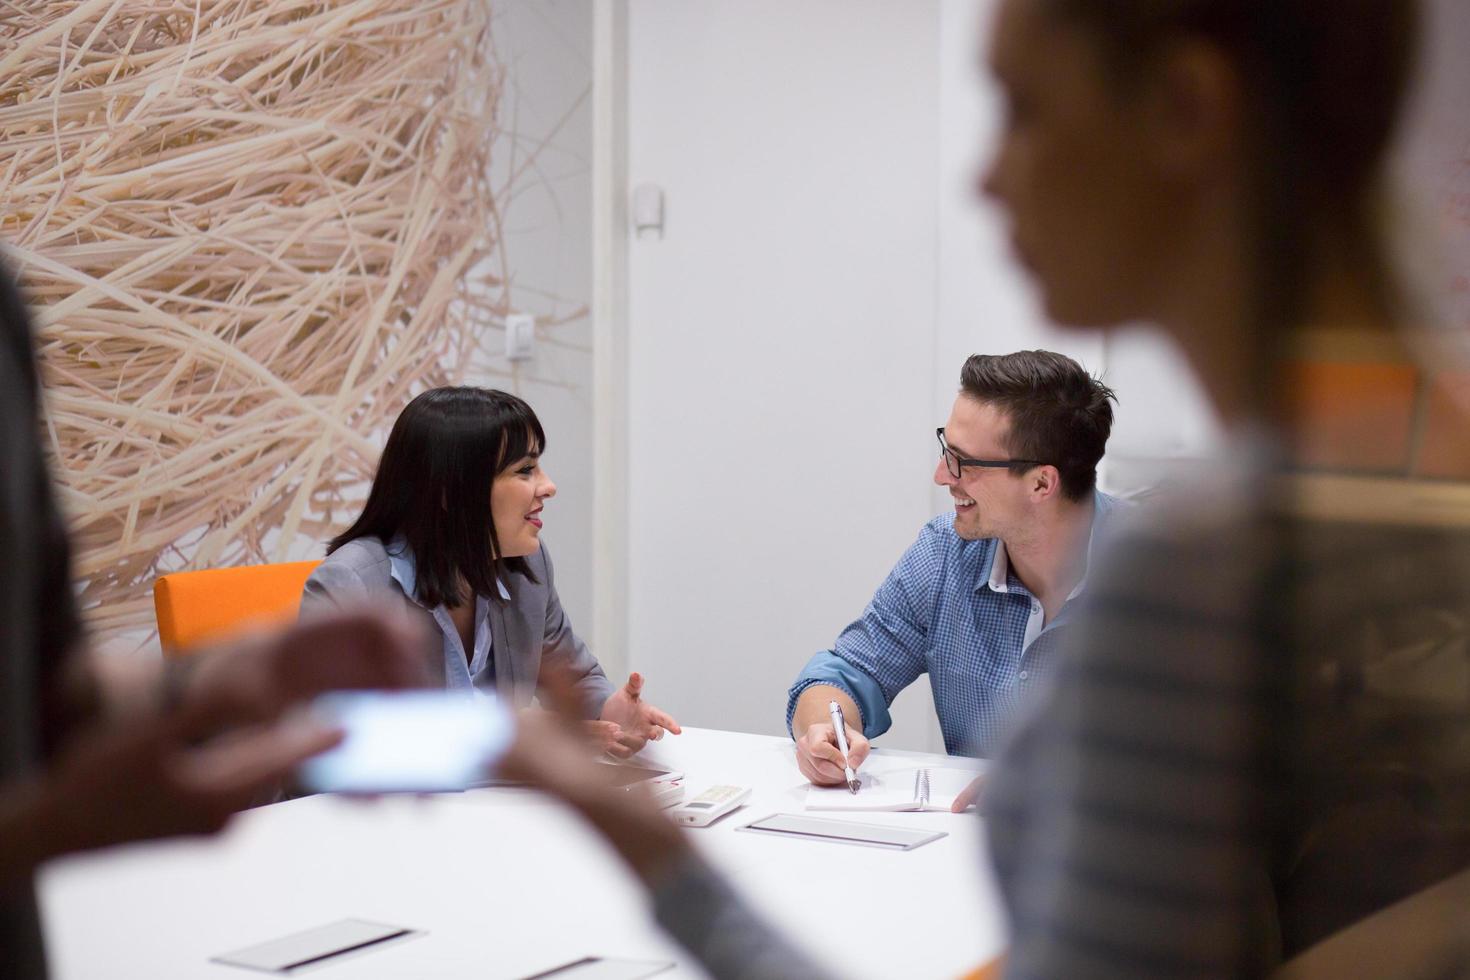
xmin=1031 ymin=465 xmax=1061 ymax=501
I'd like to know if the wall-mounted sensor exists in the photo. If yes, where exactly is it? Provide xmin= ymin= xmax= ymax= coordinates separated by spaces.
xmin=632 ymin=184 xmax=664 ymax=239
xmin=505 ymin=313 xmax=535 ymax=361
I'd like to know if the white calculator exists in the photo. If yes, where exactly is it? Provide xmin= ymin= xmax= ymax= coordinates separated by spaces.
xmin=671 ymin=785 xmax=752 ymax=827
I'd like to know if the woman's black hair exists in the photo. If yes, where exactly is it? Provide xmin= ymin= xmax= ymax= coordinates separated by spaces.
xmin=1044 ymin=0 xmax=1420 ymax=360
xmin=329 ymin=386 xmax=545 ymax=607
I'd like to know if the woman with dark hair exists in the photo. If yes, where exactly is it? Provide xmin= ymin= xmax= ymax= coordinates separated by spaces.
xmin=302 ymin=387 xmax=678 ymax=755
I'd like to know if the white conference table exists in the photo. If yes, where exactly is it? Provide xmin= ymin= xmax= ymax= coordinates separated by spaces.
xmin=40 ymin=727 xmax=1008 ymax=979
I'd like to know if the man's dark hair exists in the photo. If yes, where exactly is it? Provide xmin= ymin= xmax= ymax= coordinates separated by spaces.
xmin=329 ymin=386 xmax=545 ymax=607
xmin=959 ymin=350 xmax=1116 ymax=502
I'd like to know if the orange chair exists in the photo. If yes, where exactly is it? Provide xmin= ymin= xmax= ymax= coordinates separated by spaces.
xmin=959 ymin=957 xmax=1005 ymax=980
xmin=154 ymin=560 xmax=321 ymax=657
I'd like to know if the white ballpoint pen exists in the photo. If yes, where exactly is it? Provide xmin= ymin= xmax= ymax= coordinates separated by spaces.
xmin=827 ymin=700 xmax=862 ymax=794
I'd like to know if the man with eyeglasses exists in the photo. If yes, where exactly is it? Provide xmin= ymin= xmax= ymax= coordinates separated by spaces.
xmin=786 ymin=350 xmax=1124 ymax=801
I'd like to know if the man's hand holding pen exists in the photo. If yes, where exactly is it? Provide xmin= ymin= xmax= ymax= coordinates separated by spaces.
xmin=794 ymin=706 xmax=870 ymax=787
xmin=827 ymin=701 xmax=862 ymax=793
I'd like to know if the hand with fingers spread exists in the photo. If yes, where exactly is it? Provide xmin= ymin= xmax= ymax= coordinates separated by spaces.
xmin=794 ymin=721 xmax=871 ymax=786
xmin=598 ymin=672 xmax=682 ymax=759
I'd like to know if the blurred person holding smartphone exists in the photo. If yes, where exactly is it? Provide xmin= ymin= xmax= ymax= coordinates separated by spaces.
xmin=0 ymin=265 xmax=425 ymax=979
xmin=301 ymin=387 xmax=680 ymax=758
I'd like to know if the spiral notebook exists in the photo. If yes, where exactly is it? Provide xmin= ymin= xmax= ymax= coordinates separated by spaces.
xmin=803 ymin=766 xmax=982 ymax=812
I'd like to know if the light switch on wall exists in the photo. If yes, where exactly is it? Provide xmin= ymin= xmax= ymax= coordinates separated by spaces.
xmin=632 ymin=184 xmax=664 ymax=238
xmin=506 ymin=313 xmax=535 ymax=361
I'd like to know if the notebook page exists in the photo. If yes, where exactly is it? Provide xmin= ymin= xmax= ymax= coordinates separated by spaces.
xmin=803 ymin=766 xmax=985 ymax=812
xmin=803 ymin=770 xmax=924 ymax=811
xmin=917 ymin=767 xmax=985 ymax=811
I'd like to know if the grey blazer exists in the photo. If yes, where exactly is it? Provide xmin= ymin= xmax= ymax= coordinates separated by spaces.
xmin=300 ymin=537 xmax=613 ymax=719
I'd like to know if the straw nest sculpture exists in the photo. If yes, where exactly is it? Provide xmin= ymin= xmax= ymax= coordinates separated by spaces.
xmin=0 ymin=1 xmax=517 ymax=641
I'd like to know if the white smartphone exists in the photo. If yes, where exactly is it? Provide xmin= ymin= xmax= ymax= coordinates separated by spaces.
xmin=297 ymin=690 xmax=514 ymax=794
xmin=671 ymin=784 xmax=750 ymax=826
xmin=592 ymin=763 xmax=685 ymax=808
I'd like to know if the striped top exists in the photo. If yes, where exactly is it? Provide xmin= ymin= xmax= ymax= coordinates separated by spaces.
xmin=984 ymin=468 xmax=1470 ymax=978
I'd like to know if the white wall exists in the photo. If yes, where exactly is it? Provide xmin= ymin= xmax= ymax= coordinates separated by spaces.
xmin=934 ymin=0 xmax=1100 ymax=489
xmin=934 ymin=0 xmax=1216 ymax=509
xmin=625 ymin=0 xmax=943 ymax=743
xmin=485 ymin=0 xmax=596 ymax=637
xmin=617 ymin=1 xmax=1218 ymax=750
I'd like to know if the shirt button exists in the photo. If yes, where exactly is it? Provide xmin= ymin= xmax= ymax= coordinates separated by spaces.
xmin=1030 ymin=601 xmax=1040 ymax=613
xmin=1019 ymin=670 xmax=1030 ymax=681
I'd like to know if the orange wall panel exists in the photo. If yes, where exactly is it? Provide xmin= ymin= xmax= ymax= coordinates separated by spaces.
xmin=1416 ymin=371 xmax=1470 ymax=479
xmin=1285 ymin=361 xmax=1419 ymax=472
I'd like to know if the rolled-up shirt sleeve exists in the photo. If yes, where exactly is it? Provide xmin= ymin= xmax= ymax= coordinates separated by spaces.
xmin=785 ymin=523 xmax=939 ymax=740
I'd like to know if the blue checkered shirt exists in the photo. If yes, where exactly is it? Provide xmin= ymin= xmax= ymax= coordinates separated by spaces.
xmin=786 ymin=490 xmax=1121 ymax=757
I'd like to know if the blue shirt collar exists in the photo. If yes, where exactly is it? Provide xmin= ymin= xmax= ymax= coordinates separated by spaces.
xmin=978 ymin=488 xmax=1120 ymax=595
xmin=385 ymin=537 xmax=510 ymax=607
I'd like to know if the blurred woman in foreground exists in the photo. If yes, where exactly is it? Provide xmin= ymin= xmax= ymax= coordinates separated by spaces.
xmin=976 ymin=0 xmax=1469 ymax=975
xmin=505 ymin=1 xmax=1470 ymax=977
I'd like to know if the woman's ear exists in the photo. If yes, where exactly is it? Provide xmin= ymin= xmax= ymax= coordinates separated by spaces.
xmin=1146 ymin=40 xmax=1246 ymax=182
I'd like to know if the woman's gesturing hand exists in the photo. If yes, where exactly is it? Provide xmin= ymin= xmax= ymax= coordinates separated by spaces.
xmin=598 ymin=672 xmax=682 ymax=759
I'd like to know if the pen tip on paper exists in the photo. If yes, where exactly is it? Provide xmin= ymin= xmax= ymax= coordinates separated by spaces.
xmin=848 ymin=779 xmax=860 ymax=795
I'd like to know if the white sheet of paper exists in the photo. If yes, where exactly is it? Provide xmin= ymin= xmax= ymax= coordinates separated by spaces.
xmin=803 ymin=766 xmax=982 ymax=812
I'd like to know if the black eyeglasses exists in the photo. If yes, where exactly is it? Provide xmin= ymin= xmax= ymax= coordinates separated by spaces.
xmin=935 ymin=428 xmax=1046 ymax=480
